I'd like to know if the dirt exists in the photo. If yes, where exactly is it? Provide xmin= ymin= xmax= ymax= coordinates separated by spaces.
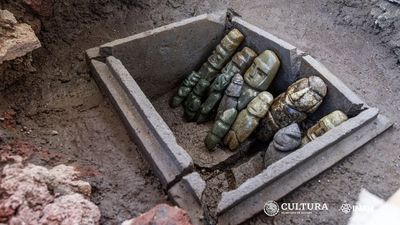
xmin=1 ymin=0 xmax=399 ymax=225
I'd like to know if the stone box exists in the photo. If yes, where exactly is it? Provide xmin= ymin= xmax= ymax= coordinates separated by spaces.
xmin=86 ymin=10 xmax=392 ymax=225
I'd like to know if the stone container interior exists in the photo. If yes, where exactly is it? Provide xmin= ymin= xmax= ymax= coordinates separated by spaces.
xmin=105 ymin=13 xmax=364 ymax=171
xmin=89 ymin=11 xmax=391 ymax=225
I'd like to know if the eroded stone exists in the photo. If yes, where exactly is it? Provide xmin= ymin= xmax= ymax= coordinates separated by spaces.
xmin=257 ymin=76 xmax=327 ymax=141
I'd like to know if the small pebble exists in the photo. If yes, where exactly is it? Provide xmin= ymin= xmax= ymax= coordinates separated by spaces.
xmin=51 ymin=130 xmax=59 ymax=135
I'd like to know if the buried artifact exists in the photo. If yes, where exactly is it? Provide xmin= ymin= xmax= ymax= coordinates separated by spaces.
xmin=216 ymin=74 xmax=244 ymax=119
xmin=301 ymin=110 xmax=348 ymax=145
xmin=197 ymin=47 xmax=257 ymax=123
xmin=224 ymin=91 xmax=273 ymax=150
xmin=237 ymin=50 xmax=280 ymax=110
xmin=205 ymin=108 xmax=238 ymax=150
xmin=184 ymin=79 xmax=210 ymax=121
xmin=263 ymin=123 xmax=302 ymax=168
xmin=257 ymin=76 xmax=327 ymax=141
xmin=171 ymin=29 xmax=244 ymax=108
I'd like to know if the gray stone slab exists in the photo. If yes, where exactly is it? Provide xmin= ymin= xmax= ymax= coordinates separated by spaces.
xmin=85 ymin=47 xmax=101 ymax=61
xmin=182 ymin=172 xmax=206 ymax=204
xmin=100 ymin=11 xmax=227 ymax=99
xmin=103 ymin=56 xmax=194 ymax=187
xmin=217 ymin=108 xmax=392 ymax=225
xmin=89 ymin=59 xmax=193 ymax=188
xmin=231 ymin=151 xmax=264 ymax=187
xmin=168 ymin=172 xmax=206 ymax=225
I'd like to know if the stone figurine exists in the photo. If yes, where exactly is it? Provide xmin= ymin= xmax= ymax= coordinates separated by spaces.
xmin=263 ymin=123 xmax=301 ymax=168
xmin=170 ymin=72 xmax=201 ymax=108
xmin=301 ymin=110 xmax=348 ymax=145
xmin=224 ymin=91 xmax=273 ymax=151
xmin=183 ymin=79 xmax=210 ymax=121
xmin=204 ymin=108 xmax=238 ymax=151
xmin=170 ymin=29 xmax=244 ymax=107
xmin=237 ymin=50 xmax=280 ymax=110
xmin=196 ymin=47 xmax=257 ymax=123
xmin=257 ymin=76 xmax=327 ymax=141
xmin=216 ymin=74 xmax=244 ymax=119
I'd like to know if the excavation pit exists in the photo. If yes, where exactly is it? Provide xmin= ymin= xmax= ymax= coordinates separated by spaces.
xmin=86 ymin=11 xmax=392 ymax=225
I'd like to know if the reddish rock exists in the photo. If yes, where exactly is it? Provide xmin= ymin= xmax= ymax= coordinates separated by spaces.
xmin=0 ymin=161 xmax=100 ymax=224
xmin=121 ymin=204 xmax=193 ymax=225
xmin=23 ymin=0 xmax=54 ymax=17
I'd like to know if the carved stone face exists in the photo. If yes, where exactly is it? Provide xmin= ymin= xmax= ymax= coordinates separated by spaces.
xmin=247 ymin=91 xmax=273 ymax=118
xmin=183 ymin=72 xmax=200 ymax=87
xmin=286 ymin=76 xmax=327 ymax=113
xmin=225 ymin=74 xmax=244 ymax=97
xmin=244 ymin=50 xmax=280 ymax=92
xmin=212 ymin=73 xmax=232 ymax=92
xmin=232 ymin=47 xmax=257 ymax=74
xmin=208 ymin=29 xmax=244 ymax=70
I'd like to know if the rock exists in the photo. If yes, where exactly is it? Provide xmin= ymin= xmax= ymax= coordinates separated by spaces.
xmin=0 ymin=10 xmax=17 ymax=30
xmin=272 ymin=123 xmax=301 ymax=152
xmin=39 ymin=194 xmax=100 ymax=225
xmin=0 ymin=10 xmax=41 ymax=64
xmin=0 ymin=161 xmax=98 ymax=224
xmin=121 ymin=204 xmax=193 ymax=225
xmin=23 ymin=0 xmax=54 ymax=17
xmin=51 ymin=130 xmax=59 ymax=135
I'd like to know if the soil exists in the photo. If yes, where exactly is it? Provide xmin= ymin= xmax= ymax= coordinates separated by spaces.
xmin=1 ymin=0 xmax=399 ymax=225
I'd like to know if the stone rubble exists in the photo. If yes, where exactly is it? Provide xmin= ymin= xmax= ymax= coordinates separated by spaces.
xmin=0 ymin=158 xmax=100 ymax=225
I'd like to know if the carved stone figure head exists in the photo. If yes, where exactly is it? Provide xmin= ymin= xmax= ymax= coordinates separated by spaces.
xmin=208 ymin=29 xmax=244 ymax=70
xmin=247 ymin=91 xmax=273 ymax=118
xmin=225 ymin=74 xmax=244 ymax=97
xmin=212 ymin=73 xmax=232 ymax=92
xmin=286 ymin=76 xmax=327 ymax=113
xmin=244 ymin=50 xmax=280 ymax=91
xmin=232 ymin=47 xmax=257 ymax=74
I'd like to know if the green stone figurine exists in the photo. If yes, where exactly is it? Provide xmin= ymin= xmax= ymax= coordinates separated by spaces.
xmin=204 ymin=108 xmax=238 ymax=151
xmin=237 ymin=50 xmax=280 ymax=110
xmin=196 ymin=47 xmax=257 ymax=123
xmin=170 ymin=72 xmax=201 ymax=108
xmin=216 ymin=74 xmax=244 ymax=119
xmin=301 ymin=110 xmax=348 ymax=145
xmin=184 ymin=79 xmax=210 ymax=121
xmin=257 ymin=76 xmax=327 ymax=142
xmin=224 ymin=91 xmax=274 ymax=151
xmin=170 ymin=29 xmax=244 ymax=108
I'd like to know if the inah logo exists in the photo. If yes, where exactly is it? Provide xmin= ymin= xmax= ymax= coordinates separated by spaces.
xmin=264 ymin=200 xmax=280 ymax=216
xmin=340 ymin=203 xmax=352 ymax=214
